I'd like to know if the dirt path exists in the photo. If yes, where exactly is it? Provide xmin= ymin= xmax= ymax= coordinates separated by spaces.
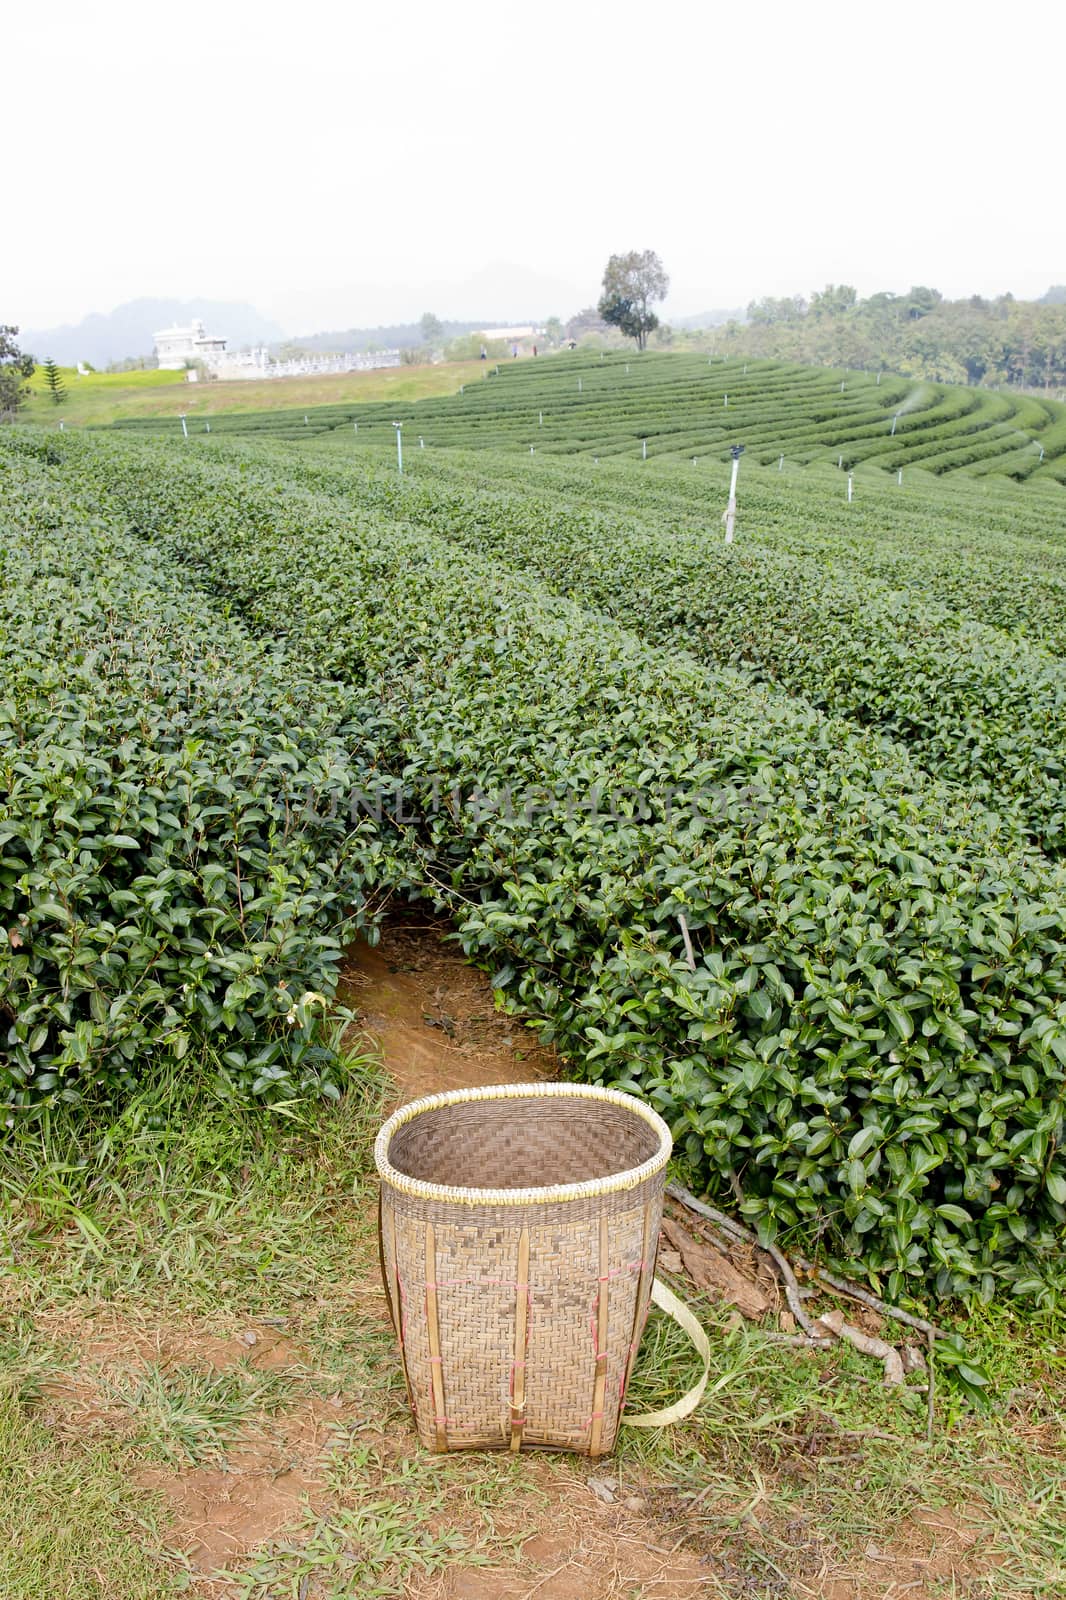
xmin=340 ymin=910 xmax=557 ymax=1101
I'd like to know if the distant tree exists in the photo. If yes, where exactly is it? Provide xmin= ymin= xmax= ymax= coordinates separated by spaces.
xmin=809 ymin=284 xmax=858 ymax=317
xmin=565 ymin=306 xmax=610 ymax=342
xmin=419 ymin=312 xmax=444 ymax=346
xmin=544 ymin=316 xmax=563 ymax=346
xmin=597 ymin=250 xmax=669 ymax=350
xmin=0 ymin=325 xmax=36 ymax=418
xmin=747 ymin=294 xmax=807 ymax=325
xmin=43 ymin=358 xmax=67 ymax=405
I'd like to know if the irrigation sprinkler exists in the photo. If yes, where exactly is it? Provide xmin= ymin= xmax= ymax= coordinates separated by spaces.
xmin=180 ymin=415 xmax=188 ymax=439
xmin=392 ymin=421 xmax=403 ymax=475
xmin=847 ymin=473 xmax=854 ymax=503
xmin=723 ymin=444 xmax=744 ymax=544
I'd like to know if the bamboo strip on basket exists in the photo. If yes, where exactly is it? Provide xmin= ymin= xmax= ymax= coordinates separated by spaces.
xmin=510 ymin=1227 xmax=530 ymax=1452
xmin=589 ymin=1214 xmax=611 ymax=1457
xmin=619 ymin=1197 xmax=655 ymax=1409
xmin=424 ymin=1223 xmax=448 ymax=1452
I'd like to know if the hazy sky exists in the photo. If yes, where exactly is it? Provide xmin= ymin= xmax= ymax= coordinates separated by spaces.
xmin=11 ymin=0 xmax=1065 ymax=336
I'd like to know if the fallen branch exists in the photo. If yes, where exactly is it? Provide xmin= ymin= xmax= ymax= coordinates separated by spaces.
xmin=794 ymin=1258 xmax=943 ymax=1340
xmin=812 ymin=1309 xmax=904 ymax=1386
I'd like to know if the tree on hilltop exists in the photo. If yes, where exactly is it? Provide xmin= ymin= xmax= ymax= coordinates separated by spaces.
xmin=597 ymin=250 xmax=669 ymax=351
xmin=419 ymin=312 xmax=444 ymax=346
xmin=0 ymin=326 xmax=36 ymax=418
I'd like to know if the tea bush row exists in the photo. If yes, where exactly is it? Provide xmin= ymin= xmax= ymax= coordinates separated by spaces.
xmin=0 ymin=445 xmax=393 ymax=1116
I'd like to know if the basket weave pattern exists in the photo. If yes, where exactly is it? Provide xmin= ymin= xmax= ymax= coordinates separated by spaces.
xmin=376 ymin=1083 xmax=671 ymax=1455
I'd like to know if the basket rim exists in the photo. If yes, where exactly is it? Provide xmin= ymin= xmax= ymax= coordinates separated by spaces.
xmin=374 ymin=1082 xmax=672 ymax=1207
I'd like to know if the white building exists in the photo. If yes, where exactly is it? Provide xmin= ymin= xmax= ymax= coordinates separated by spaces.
xmin=154 ymin=319 xmax=229 ymax=371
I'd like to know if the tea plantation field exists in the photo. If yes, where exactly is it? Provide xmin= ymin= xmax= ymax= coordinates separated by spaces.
xmin=109 ymin=349 xmax=1066 ymax=485
xmin=4 ymin=354 xmax=1066 ymax=1305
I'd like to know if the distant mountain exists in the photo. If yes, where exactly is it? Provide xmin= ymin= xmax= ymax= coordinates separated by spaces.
xmin=291 ymin=320 xmax=488 ymax=354
xmin=671 ymin=308 xmax=746 ymax=330
xmin=22 ymin=299 xmax=285 ymax=368
xmin=1040 ymin=285 xmax=1066 ymax=305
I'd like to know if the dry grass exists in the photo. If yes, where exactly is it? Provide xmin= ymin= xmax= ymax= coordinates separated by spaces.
xmin=20 ymin=361 xmax=483 ymax=427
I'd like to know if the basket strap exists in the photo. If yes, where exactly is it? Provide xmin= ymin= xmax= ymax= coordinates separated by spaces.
xmin=621 ymin=1278 xmax=711 ymax=1429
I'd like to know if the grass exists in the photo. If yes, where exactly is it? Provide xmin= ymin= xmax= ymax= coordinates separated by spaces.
xmin=20 ymin=360 xmax=484 ymax=428
xmin=1 ymin=1048 xmax=1064 ymax=1599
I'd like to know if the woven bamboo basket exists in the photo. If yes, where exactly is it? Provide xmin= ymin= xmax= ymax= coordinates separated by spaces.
xmin=375 ymin=1082 xmax=673 ymax=1455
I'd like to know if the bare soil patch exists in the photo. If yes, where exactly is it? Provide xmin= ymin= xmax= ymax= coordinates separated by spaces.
xmin=341 ymin=908 xmax=557 ymax=1101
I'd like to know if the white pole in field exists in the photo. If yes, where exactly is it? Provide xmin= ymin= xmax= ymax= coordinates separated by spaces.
xmin=459 ymin=385 xmax=464 ymax=395
xmin=593 ymin=456 xmax=599 ymax=464
xmin=642 ymin=438 xmax=647 ymax=460
xmin=723 ymin=444 xmax=744 ymax=543
xmin=304 ymin=415 xmax=309 ymax=425
xmin=626 ymin=364 xmax=630 ymax=374
xmin=539 ymin=411 xmax=543 ymax=426
xmin=838 ymin=454 xmax=843 ymax=468
xmin=877 ymin=371 xmax=882 ymax=385
xmin=778 ymin=454 xmax=784 ymax=470
xmin=59 ymin=420 xmax=65 ymax=431
xmin=1039 ymin=444 xmax=1045 ymax=462
xmin=206 ymin=421 xmax=210 ymax=433
xmin=692 ymin=457 xmax=697 ymax=466
xmin=891 ymin=413 xmax=899 ymax=435
xmin=419 ymin=436 xmax=424 ymax=448
xmin=847 ymin=474 xmax=854 ymax=502
xmin=393 ymin=421 xmax=403 ymax=475
xmin=898 ymin=467 xmax=903 ymax=485
xmin=743 ymin=364 xmax=747 ymax=375
xmin=724 ymin=394 xmax=728 ymax=408
xmin=181 ymin=415 xmax=188 ymax=439
xmin=840 ymin=380 xmax=845 ymax=392
xmin=578 ymin=377 xmax=582 ymax=392
xmin=354 ymin=421 xmax=358 ymax=432
xmin=530 ymin=444 xmax=534 ymax=454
